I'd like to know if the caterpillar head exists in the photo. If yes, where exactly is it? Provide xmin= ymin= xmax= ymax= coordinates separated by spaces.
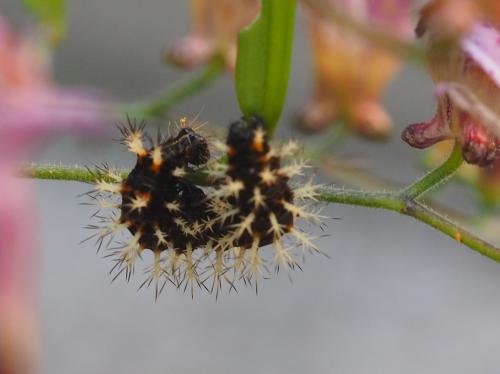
xmin=226 ymin=115 xmax=270 ymax=156
xmin=166 ymin=127 xmax=210 ymax=166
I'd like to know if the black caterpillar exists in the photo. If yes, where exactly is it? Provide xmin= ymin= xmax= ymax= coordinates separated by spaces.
xmin=218 ymin=115 xmax=295 ymax=248
xmin=118 ymin=121 xmax=212 ymax=253
xmin=87 ymin=116 xmax=321 ymax=296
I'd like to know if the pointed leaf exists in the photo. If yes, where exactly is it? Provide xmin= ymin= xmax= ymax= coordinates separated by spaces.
xmin=236 ymin=0 xmax=297 ymax=136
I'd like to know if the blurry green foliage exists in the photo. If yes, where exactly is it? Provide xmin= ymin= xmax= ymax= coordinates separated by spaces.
xmin=23 ymin=0 xmax=66 ymax=44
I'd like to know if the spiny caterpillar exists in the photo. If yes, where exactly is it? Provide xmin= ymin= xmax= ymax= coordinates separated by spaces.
xmin=85 ymin=116 xmax=323 ymax=297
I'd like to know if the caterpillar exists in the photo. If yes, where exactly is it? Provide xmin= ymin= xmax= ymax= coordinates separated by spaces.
xmin=85 ymin=116 xmax=322 ymax=297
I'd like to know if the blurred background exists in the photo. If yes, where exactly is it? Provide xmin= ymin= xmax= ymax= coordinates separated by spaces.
xmin=3 ymin=1 xmax=500 ymax=373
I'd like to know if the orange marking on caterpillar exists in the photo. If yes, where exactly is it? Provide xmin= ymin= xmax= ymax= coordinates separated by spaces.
xmin=251 ymin=139 xmax=264 ymax=152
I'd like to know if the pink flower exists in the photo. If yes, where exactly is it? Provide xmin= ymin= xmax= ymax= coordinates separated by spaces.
xmin=298 ymin=0 xmax=413 ymax=138
xmin=0 ymin=17 xmax=112 ymax=373
xmin=402 ymin=22 xmax=500 ymax=166
xmin=0 ymin=176 xmax=39 ymax=374
xmin=167 ymin=0 xmax=260 ymax=71
xmin=0 ymin=18 xmax=111 ymax=165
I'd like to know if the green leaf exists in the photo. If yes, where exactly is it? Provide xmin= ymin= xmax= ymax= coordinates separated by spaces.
xmin=23 ymin=0 xmax=66 ymax=44
xmin=236 ymin=0 xmax=297 ymax=136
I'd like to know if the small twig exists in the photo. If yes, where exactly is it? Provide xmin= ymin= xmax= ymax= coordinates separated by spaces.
xmin=317 ymin=185 xmax=500 ymax=263
xmin=405 ymin=200 xmax=500 ymax=262
xmin=20 ymin=164 xmax=127 ymax=183
xmin=21 ymin=141 xmax=500 ymax=263
xmin=403 ymin=142 xmax=463 ymax=199
xmin=123 ymin=57 xmax=224 ymax=118
xmin=317 ymin=187 xmax=403 ymax=210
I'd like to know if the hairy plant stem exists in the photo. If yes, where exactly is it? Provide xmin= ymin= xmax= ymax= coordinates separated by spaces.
xmin=123 ymin=58 xmax=224 ymax=118
xmin=317 ymin=142 xmax=500 ymax=262
xmin=403 ymin=142 xmax=463 ymax=199
xmin=21 ymin=164 xmax=128 ymax=183
xmin=21 ymin=142 xmax=500 ymax=263
xmin=318 ymin=187 xmax=500 ymax=262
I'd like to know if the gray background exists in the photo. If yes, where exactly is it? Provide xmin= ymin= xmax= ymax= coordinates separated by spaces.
xmin=3 ymin=1 xmax=500 ymax=373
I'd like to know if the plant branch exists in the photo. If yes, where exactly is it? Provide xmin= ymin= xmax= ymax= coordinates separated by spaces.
xmin=123 ymin=57 xmax=224 ymax=118
xmin=317 ymin=187 xmax=403 ymax=211
xmin=403 ymin=142 xmax=463 ymax=199
xmin=405 ymin=200 xmax=500 ymax=262
xmin=20 ymin=164 xmax=127 ymax=183
xmin=22 ymin=142 xmax=500 ymax=263
xmin=317 ymin=185 xmax=500 ymax=263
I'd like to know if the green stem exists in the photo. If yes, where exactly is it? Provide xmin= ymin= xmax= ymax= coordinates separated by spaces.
xmin=403 ymin=142 xmax=463 ymax=199
xmin=124 ymin=58 xmax=224 ymax=118
xmin=405 ymin=201 xmax=500 ymax=262
xmin=316 ymin=187 xmax=403 ymax=211
xmin=316 ymin=186 xmax=500 ymax=262
xmin=20 ymin=164 xmax=128 ymax=183
xmin=22 ymin=141 xmax=500 ymax=263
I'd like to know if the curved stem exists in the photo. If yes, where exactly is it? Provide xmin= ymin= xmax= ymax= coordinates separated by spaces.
xmin=316 ymin=187 xmax=403 ymax=211
xmin=316 ymin=186 xmax=500 ymax=262
xmin=405 ymin=200 xmax=500 ymax=262
xmin=403 ymin=142 xmax=463 ymax=200
xmin=123 ymin=58 xmax=224 ymax=118
xmin=22 ymin=142 xmax=500 ymax=264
